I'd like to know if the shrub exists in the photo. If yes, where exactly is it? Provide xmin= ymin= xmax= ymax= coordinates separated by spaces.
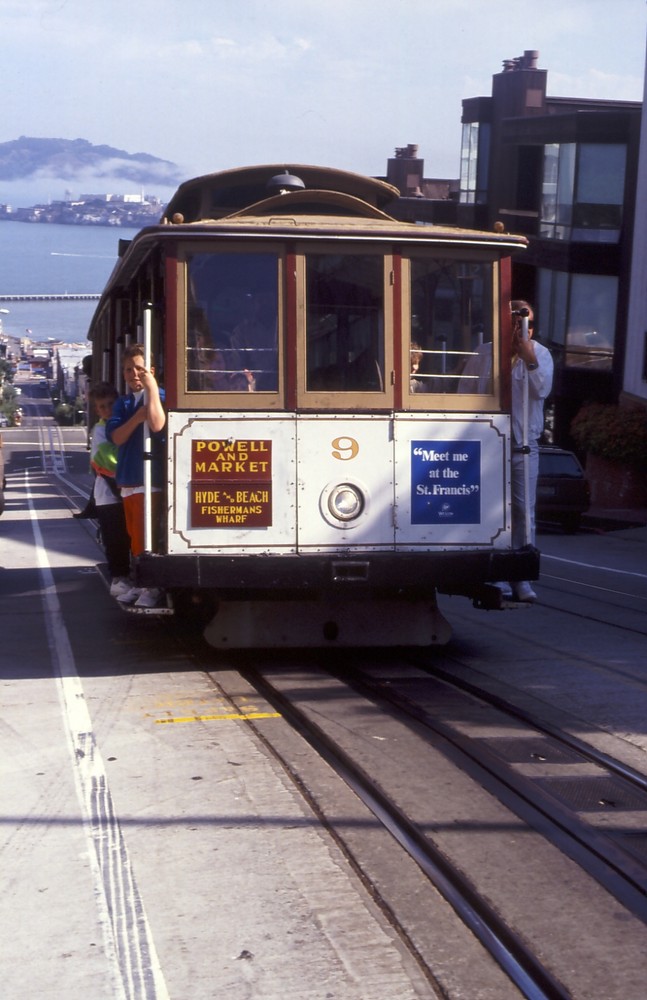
xmin=570 ymin=402 xmax=647 ymax=467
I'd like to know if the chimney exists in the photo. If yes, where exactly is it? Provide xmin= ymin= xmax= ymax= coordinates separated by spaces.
xmin=502 ymin=50 xmax=540 ymax=72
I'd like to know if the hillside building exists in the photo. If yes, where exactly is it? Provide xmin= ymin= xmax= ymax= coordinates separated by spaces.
xmin=457 ymin=50 xmax=641 ymax=441
xmin=387 ymin=51 xmax=643 ymax=446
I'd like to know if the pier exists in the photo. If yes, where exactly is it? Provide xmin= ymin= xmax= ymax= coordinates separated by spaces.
xmin=0 ymin=293 xmax=100 ymax=302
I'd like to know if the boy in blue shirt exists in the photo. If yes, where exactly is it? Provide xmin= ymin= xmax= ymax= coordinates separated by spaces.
xmin=106 ymin=344 xmax=166 ymax=608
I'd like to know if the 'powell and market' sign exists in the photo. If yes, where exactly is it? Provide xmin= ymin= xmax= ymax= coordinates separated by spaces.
xmin=190 ymin=439 xmax=272 ymax=527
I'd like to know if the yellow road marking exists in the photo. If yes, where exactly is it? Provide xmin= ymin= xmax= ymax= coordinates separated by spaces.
xmin=155 ymin=711 xmax=281 ymax=724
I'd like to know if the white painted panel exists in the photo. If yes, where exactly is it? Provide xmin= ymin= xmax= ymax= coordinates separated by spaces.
xmin=165 ymin=410 xmax=511 ymax=556
xmin=167 ymin=412 xmax=297 ymax=554
xmin=295 ymin=414 xmax=395 ymax=551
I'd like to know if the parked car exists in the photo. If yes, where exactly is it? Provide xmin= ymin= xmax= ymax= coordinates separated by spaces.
xmin=537 ymin=446 xmax=590 ymax=532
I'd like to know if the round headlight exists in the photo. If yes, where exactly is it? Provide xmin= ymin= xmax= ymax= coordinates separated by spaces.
xmin=327 ymin=483 xmax=364 ymax=522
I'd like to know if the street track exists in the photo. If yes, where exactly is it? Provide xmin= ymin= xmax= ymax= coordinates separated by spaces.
xmin=235 ymin=659 xmax=573 ymax=1000
xmin=199 ymin=652 xmax=647 ymax=1000
xmin=355 ymin=655 xmax=647 ymax=909
xmin=536 ymin=550 xmax=647 ymax=639
xmin=38 ymin=420 xmax=68 ymax=474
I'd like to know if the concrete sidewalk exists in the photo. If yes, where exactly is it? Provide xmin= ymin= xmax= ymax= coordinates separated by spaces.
xmin=583 ymin=505 xmax=647 ymax=531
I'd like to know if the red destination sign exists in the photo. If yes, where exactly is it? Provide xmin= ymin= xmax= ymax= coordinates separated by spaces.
xmin=190 ymin=439 xmax=272 ymax=527
xmin=191 ymin=438 xmax=272 ymax=482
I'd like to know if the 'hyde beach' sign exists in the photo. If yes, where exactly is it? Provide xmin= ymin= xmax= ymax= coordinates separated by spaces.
xmin=190 ymin=439 xmax=272 ymax=527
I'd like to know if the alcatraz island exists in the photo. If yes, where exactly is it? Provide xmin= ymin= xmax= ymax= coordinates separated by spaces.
xmin=0 ymin=192 xmax=164 ymax=228
xmin=0 ymin=136 xmax=182 ymax=227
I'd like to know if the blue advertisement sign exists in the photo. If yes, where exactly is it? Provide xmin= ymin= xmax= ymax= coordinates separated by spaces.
xmin=411 ymin=440 xmax=481 ymax=524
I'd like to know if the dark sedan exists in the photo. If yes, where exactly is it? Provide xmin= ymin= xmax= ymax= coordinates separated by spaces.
xmin=537 ymin=446 xmax=590 ymax=532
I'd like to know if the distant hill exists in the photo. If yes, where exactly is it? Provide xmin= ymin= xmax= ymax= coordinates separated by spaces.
xmin=0 ymin=136 xmax=183 ymax=189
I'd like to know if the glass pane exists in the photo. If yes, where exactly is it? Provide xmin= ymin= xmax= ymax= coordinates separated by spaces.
xmin=553 ymin=271 xmax=569 ymax=346
xmin=539 ymin=452 xmax=582 ymax=477
xmin=540 ymin=143 xmax=575 ymax=239
xmin=577 ymin=144 xmax=626 ymax=204
xmin=566 ymin=273 xmax=616 ymax=370
xmin=459 ymin=123 xmax=479 ymax=204
xmin=460 ymin=123 xmax=471 ymax=190
xmin=538 ymin=267 xmax=568 ymax=349
xmin=409 ymin=259 xmax=493 ymax=394
xmin=571 ymin=203 xmax=622 ymax=241
xmin=306 ymin=255 xmax=384 ymax=392
xmin=556 ymin=143 xmax=575 ymax=228
xmin=540 ymin=144 xmax=559 ymax=237
xmin=573 ymin=143 xmax=626 ymax=241
xmin=476 ymin=123 xmax=490 ymax=203
xmin=186 ymin=252 xmax=279 ymax=392
xmin=536 ymin=269 xmax=553 ymax=340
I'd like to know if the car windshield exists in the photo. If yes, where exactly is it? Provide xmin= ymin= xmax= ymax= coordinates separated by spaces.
xmin=540 ymin=452 xmax=582 ymax=477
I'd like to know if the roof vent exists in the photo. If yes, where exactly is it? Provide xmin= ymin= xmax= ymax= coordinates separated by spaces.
xmin=266 ymin=170 xmax=306 ymax=195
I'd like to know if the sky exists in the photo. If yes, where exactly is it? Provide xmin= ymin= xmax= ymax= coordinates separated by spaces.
xmin=1 ymin=0 xmax=646 ymax=206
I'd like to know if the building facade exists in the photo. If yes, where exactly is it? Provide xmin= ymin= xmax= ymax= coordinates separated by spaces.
xmin=456 ymin=50 xmax=642 ymax=443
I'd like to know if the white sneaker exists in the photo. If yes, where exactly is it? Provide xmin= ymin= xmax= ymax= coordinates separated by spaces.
xmin=492 ymin=581 xmax=513 ymax=599
xmin=110 ymin=578 xmax=133 ymax=598
xmin=116 ymin=585 xmax=143 ymax=604
xmin=134 ymin=587 xmax=163 ymax=608
xmin=513 ymin=581 xmax=537 ymax=603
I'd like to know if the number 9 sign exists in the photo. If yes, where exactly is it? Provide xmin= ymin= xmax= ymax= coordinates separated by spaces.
xmin=331 ymin=436 xmax=359 ymax=461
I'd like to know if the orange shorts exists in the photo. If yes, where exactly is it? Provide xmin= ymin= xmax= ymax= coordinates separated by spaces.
xmin=122 ymin=491 xmax=163 ymax=557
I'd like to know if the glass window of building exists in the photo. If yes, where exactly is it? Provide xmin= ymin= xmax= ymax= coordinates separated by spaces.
xmin=459 ymin=122 xmax=490 ymax=205
xmin=540 ymin=143 xmax=575 ymax=239
xmin=538 ymin=268 xmax=616 ymax=370
xmin=572 ymin=143 xmax=626 ymax=241
xmin=540 ymin=143 xmax=625 ymax=243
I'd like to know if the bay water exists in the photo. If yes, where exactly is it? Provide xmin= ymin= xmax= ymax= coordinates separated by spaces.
xmin=0 ymin=220 xmax=140 ymax=344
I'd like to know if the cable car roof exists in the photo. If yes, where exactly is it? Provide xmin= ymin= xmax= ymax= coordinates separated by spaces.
xmin=162 ymin=164 xmax=401 ymax=223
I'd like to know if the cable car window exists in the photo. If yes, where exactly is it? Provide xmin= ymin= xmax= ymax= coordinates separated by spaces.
xmin=409 ymin=259 xmax=493 ymax=394
xmin=306 ymin=254 xmax=384 ymax=392
xmin=186 ymin=252 xmax=279 ymax=392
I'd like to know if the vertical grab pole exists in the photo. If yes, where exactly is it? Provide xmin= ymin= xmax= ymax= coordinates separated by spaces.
xmin=520 ymin=311 xmax=531 ymax=546
xmin=142 ymin=304 xmax=153 ymax=554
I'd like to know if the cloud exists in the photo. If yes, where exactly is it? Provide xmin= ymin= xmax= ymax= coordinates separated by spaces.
xmin=549 ymin=68 xmax=643 ymax=102
xmin=0 ymin=137 xmax=183 ymax=207
xmin=0 ymin=0 xmax=643 ymax=195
